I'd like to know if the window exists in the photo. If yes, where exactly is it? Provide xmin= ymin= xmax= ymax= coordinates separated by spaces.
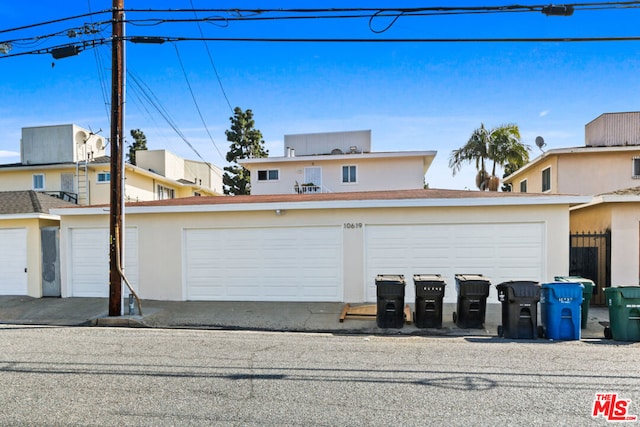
xmin=542 ymin=167 xmax=551 ymax=192
xmin=520 ymin=179 xmax=527 ymax=193
xmin=633 ymin=157 xmax=640 ymax=178
xmin=342 ymin=165 xmax=357 ymax=183
xmin=32 ymin=174 xmax=45 ymax=190
xmin=157 ymin=185 xmax=175 ymax=200
xmin=257 ymin=169 xmax=279 ymax=181
xmin=97 ymin=172 xmax=110 ymax=183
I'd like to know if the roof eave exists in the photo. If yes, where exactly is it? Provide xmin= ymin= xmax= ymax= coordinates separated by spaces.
xmin=52 ymin=194 xmax=589 ymax=216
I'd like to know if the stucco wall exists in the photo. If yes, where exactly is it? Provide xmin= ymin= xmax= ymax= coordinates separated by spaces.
xmin=507 ymin=157 xmax=557 ymax=194
xmin=59 ymin=202 xmax=571 ymax=302
xmin=508 ymin=150 xmax=640 ymax=195
xmin=558 ymin=151 xmax=640 ymax=195
xmin=0 ymin=168 xmax=73 ymax=193
xmin=611 ymin=205 xmax=640 ymax=286
xmin=570 ymin=204 xmax=612 ymax=233
xmin=249 ymin=156 xmax=426 ymax=195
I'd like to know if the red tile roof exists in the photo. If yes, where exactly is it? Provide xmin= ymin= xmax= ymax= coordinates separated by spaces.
xmin=110 ymin=188 xmax=567 ymax=208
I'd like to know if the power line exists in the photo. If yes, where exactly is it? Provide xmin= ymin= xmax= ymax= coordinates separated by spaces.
xmin=173 ymin=43 xmax=225 ymax=160
xmin=119 ymin=3 xmax=640 ymax=14
xmin=6 ymin=32 xmax=640 ymax=60
xmin=127 ymin=35 xmax=640 ymax=43
xmin=0 ymin=10 xmax=110 ymax=35
xmin=188 ymin=0 xmax=233 ymax=113
xmin=127 ymin=71 xmax=212 ymax=167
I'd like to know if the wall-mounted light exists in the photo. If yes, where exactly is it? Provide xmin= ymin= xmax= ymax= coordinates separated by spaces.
xmin=275 ymin=209 xmax=284 ymax=216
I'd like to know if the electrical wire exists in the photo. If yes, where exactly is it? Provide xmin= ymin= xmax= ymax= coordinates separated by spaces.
xmin=87 ymin=0 xmax=112 ymax=124
xmin=125 ymin=72 xmax=222 ymax=187
xmin=127 ymin=71 xmax=212 ymax=168
xmin=119 ymin=3 xmax=640 ymax=14
xmin=126 ymin=35 xmax=640 ymax=43
xmin=188 ymin=0 xmax=233 ymax=113
xmin=1 ymin=22 xmax=109 ymax=47
xmin=174 ymin=44 xmax=225 ymax=160
xmin=0 ymin=10 xmax=110 ymax=35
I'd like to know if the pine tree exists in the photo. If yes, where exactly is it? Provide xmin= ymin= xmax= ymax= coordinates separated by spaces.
xmin=127 ymin=129 xmax=147 ymax=166
xmin=223 ymin=107 xmax=268 ymax=195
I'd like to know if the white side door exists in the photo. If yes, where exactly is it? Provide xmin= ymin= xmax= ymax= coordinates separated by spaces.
xmin=0 ymin=228 xmax=28 ymax=295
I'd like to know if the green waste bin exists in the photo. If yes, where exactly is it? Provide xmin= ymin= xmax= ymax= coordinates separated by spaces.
xmin=555 ymin=276 xmax=595 ymax=329
xmin=604 ymin=286 xmax=640 ymax=342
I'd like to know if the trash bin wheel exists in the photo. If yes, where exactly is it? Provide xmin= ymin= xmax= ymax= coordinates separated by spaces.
xmin=604 ymin=326 xmax=612 ymax=340
xmin=452 ymin=312 xmax=457 ymax=323
xmin=497 ymin=325 xmax=503 ymax=337
xmin=537 ymin=325 xmax=545 ymax=339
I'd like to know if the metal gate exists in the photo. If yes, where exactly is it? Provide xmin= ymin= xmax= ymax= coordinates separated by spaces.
xmin=569 ymin=230 xmax=611 ymax=306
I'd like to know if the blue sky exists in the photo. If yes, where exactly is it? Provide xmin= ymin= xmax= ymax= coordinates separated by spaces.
xmin=2 ymin=1 xmax=640 ymax=190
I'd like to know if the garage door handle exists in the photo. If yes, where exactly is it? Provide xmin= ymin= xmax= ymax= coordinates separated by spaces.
xmin=24 ymin=268 xmax=27 ymax=273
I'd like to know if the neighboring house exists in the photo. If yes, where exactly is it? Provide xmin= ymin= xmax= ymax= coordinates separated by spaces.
xmin=504 ymin=112 xmax=640 ymax=195
xmin=240 ymin=130 xmax=436 ymax=195
xmin=504 ymin=112 xmax=640 ymax=304
xmin=52 ymin=189 xmax=588 ymax=304
xmin=0 ymin=124 xmax=223 ymax=205
xmin=570 ymin=186 xmax=640 ymax=289
xmin=0 ymin=191 xmax=76 ymax=297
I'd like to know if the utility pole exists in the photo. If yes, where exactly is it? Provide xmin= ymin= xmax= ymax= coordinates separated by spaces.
xmin=109 ymin=0 xmax=124 ymax=316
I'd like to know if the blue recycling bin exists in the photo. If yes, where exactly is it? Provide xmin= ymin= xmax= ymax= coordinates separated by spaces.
xmin=539 ymin=282 xmax=584 ymax=340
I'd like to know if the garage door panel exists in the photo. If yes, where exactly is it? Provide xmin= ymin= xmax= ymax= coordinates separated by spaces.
xmin=365 ymin=223 xmax=544 ymax=303
xmin=185 ymin=226 xmax=342 ymax=301
xmin=69 ymin=228 xmax=138 ymax=297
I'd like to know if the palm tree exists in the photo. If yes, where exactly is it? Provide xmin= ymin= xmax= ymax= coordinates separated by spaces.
xmin=449 ymin=124 xmax=492 ymax=190
xmin=449 ymin=123 xmax=530 ymax=191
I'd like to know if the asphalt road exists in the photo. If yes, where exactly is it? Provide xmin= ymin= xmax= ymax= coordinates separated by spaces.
xmin=0 ymin=325 xmax=637 ymax=426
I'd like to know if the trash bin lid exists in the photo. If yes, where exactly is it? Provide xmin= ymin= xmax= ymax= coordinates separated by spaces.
xmin=455 ymin=274 xmax=490 ymax=283
xmin=542 ymin=282 xmax=584 ymax=299
xmin=375 ymin=274 xmax=406 ymax=284
xmin=413 ymin=274 xmax=444 ymax=283
xmin=554 ymin=276 xmax=595 ymax=288
xmin=496 ymin=281 xmax=540 ymax=298
xmin=604 ymin=286 xmax=640 ymax=299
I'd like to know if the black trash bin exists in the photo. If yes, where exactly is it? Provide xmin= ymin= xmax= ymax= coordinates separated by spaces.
xmin=453 ymin=274 xmax=491 ymax=329
xmin=413 ymin=274 xmax=446 ymax=328
xmin=496 ymin=281 xmax=541 ymax=339
xmin=375 ymin=275 xmax=406 ymax=328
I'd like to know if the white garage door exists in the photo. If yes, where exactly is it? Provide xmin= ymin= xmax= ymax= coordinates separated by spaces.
xmin=0 ymin=228 xmax=28 ymax=295
xmin=184 ymin=226 xmax=342 ymax=301
xmin=69 ymin=228 xmax=138 ymax=297
xmin=365 ymin=223 xmax=544 ymax=303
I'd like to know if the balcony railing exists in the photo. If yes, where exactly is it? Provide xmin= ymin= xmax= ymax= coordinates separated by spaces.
xmin=45 ymin=191 xmax=78 ymax=204
xmin=293 ymin=184 xmax=331 ymax=194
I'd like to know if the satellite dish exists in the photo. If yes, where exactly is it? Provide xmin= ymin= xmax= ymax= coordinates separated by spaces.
xmin=95 ymin=138 xmax=104 ymax=150
xmin=75 ymin=130 xmax=89 ymax=145
xmin=535 ymin=136 xmax=546 ymax=152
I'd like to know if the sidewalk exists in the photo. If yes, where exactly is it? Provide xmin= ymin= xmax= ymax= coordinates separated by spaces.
xmin=0 ymin=296 xmax=610 ymax=339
